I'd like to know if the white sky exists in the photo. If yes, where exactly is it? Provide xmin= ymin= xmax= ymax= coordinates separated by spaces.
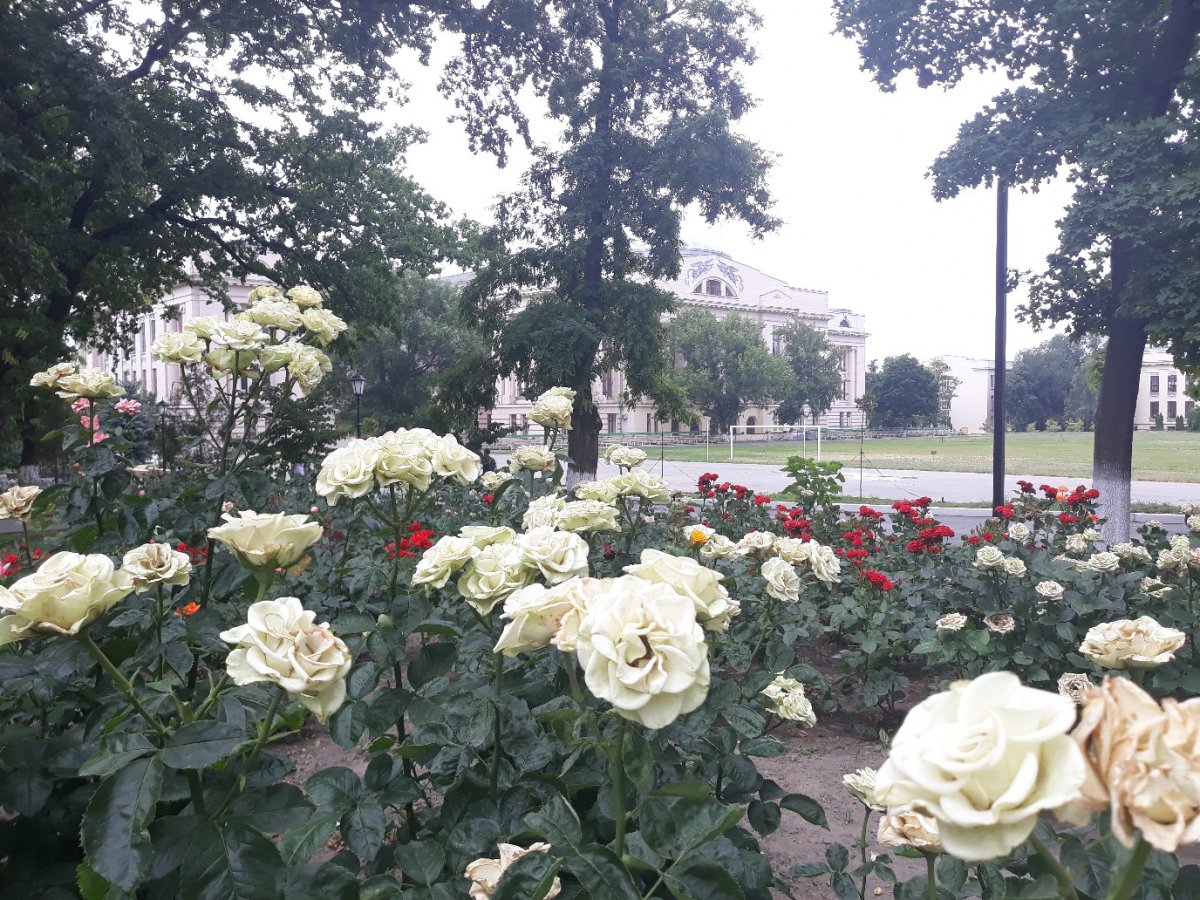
xmin=394 ymin=0 xmax=1073 ymax=363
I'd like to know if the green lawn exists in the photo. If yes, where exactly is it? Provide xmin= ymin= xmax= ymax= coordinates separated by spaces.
xmin=654 ymin=430 xmax=1200 ymax=483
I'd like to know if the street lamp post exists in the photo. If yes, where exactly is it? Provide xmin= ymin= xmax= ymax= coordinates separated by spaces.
xmin=157 ymin=400 xmax=168 ymax=470
xmin=350 ymin=372 xmax=365 ymax=438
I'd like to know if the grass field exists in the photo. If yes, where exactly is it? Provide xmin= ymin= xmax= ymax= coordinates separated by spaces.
xmin=654 ymin=431 xmax=1200 ymax=483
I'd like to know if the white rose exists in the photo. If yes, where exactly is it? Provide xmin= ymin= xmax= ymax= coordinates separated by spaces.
xmin=515 ymin=526 xmax=590 ymax=585
xmin=513 ymin=446 xmax=558 ymax=472
xmin=494 ymin=579 xmax=599 ymax=657
xmin=624 ymin=548 xmax=739 ymax=631
xmin=1140 ymin=577 xmax=1172 ymax=597
xmin=575 ymin=576 xmax=710 ymax=729
xmin=1182 ymin=502 xmax=1196 ymax=515
xmin=699 ymin=534 xmax=741 ymax=560
xmin=761 ymin=674 xmax=816 ymax=726
xmin=936 ymin=613 xmax=968 ymax=632
xmin=1007 ymin=523 xmax=1031 ymax=543
xmin=530 ymin=390 xmax=573 ymax=430
xmin=0 ymin=485 xmax=41 ymax=520
xmin=1056 ymin=673 xmax=1093 ymax=704
xmin=1187 ymin=515 xmax=1200 ymax=534
xmin=1065 ymin=534 xmax=1089 ymax=553
xmin=973 ymin=546 xmax=1006 ymax=570
xmin=1080 ymin=552 xmax=1120 ymax=573
xmin=760 ymin=556 xmax=801 ymax=604
xmin=774 ymin=537 xmax=812 ymax=565
xmin=238 ymin=299 xmax=303 ymax=332
xmin=220 ymin=597 xmax=351 ymax=723
xmin=604 ymin=445 xmax=647 ymax=469
xmin=286 ymin=285 xmax=324 ymax=308
xmin=458 ymin=542 xmax=533 ymax=614
xmin=184 ymin=316 xmax=222 ymax=340
xmin=459 ymin=525 xmax=517 ymax=548
xmin=874 ymin=671 xmax=1086 ymax=861
xmin=254 ymin=344 xmax=296 ymax=375
xmin=464 ymin=842 xmax=560 ymax=900
xmin=522 ymin=495 xmax=567 ymax=530
xmin=1035 ymin=581 xmax=1064 ymax=600
xmin=287 ymin=344 xmax=332 ymax=394
xmin=736 ymin=531 xmax=775 ymax=556
xmin=412 ymin=535 xmax=478 ymax=589
xmin=574 ymin=479 xmax=621 ymax=503
xmin=207 ymin=510 xmax=323 ymax=572
xmin=808 ymin=542 xmax=842 ymax=585
xmin=983 ymin=612 xmax=1016 ymax=634
xmin=121 ymin=543 xmax=192 ymax=592
xmin=371 ymin=432 xmax=433 ymax=493
xmin=210 ymin=319 xmax=267 ymax=351
xmin=1002 ymin=557 xmax=1027 ymax=577
xmin=29 ymin=362 xmax=77 ymax=390
xmin=1079 ymin=616 xmax=1186 ymax=669
xmin=0 ymin=553 xmax=135 ymax=643
xmin=843 ymin=768 xmax=883 ymax=810
xmin=877 ymin=810 xmax=943 ymax=853
xmin=55 ymin=369 xmax=124 ymax=400
xmin=151 ymin=331 xmax=206 ymax=364
xmin=428 ymin=435 xmax=481 ymax=485
xmin=480 ymin=470 xmax=513 ymax=491
xmin=609 ymin=470 xmax=672 ymax=502
xmin=1170 ymin=534 xmax=1192 ymax=552
xmin=1158 ymin=547 xmax=1187 ymax=572
xmin=557 ymin=500 xmax=620 ymax=533
xmin=246 ymin=285 xmax=285 ymax=305
xmin=316 ymin=442 xmax=381 ymax=506
xmin=300 ymin=307 xmax=348 ymax=346
xmin=1082 ymin=527 xmax=1101 ymax=541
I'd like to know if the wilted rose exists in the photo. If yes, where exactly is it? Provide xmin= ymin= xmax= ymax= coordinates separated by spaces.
xmin=0 ymin=485 xmax=41 ymax=520
xmin=877 ymin=810 xmax=942 ymax=853
xmin=464 ymin=843 xmax=560 ymax=900
xmin=121 ymin=543 xmax=192 ymax=592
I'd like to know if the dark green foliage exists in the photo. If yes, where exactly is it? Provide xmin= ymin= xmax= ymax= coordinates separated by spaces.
xmin=773 ymin=321 xmax=844 ymax=425
xmin=864 ymin=355 xmax=939 ymax=428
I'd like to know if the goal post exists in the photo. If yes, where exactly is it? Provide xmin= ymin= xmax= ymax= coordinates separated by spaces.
xmin=728 ymin=423 xmax=821 ymax=461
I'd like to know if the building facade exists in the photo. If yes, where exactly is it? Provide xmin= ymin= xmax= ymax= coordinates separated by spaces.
xmin=938 ymin=356 xmax=1010 ymax=435
xmin=1136 ymin=348 xmax=1195 ymax=429
xmin=487 ymin=248 xmax=869 ymax=435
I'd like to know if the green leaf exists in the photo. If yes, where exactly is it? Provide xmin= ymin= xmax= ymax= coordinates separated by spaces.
xmin=180 ymin=820 xmax=284 ymax=900
xmin=81 ymin=755 xmax=163 ymax=892
xmin=406 ymin=643 xmax=458 ymax=689
xmin=228 ymin=783 xmax=314 ymax=834
xmin=306 ymin=767 xmax=363 ymax=811
xmin=566 ymin=844 xmax=641 ymax=900
xmin=739 ymin=736 xmax=786 ymax=757
xmin=640 ymin=796 xmax=745 ymax=857
xmin=161 ymin=721 xmax=244 ymax=769
xmin=78 ymin=733 xmax=156 ymax=778
xmin=346 ymin=661 xmax=379 ymax=700
xmin=722 ymin=704 xmax=766 ymax=737
xmin=329 ymin=700 xmax=368 ymax=750
xmin=525 ymin=793 xmax=584 ymax=849
xmin=825 ymin=842 xmax=849 ymax=874
xmin=281 ymin=862 xmax=359 ymax=900
xmin=342 ymin=796 xmax=386 ymax=861
xmin=664 ymin=859 xmax=746 ymax=900
xmin=780 ymin=793 xmax=829 ymax=830
xmin=746 ymin=799 xmax=780 ymax=836
xmin=492 ymin=850 xmax=562 ymax=900
xmin=394 ymin=841 xmax=446 ymax=886
xmin=280 ymin=810 xmax=341 ymax=866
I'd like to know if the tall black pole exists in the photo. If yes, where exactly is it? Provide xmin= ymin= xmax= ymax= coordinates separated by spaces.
xmin=355 ymin=396 xmax=362 ymax=439
xmin=992 ymin=177 xmax=1008 ymax=510
xmin=160 ymin=414 xmax=167 ymax=470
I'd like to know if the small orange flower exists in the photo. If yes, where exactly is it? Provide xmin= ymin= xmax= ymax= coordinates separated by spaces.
xmin=175 ymin=601 xmax=201 ymax=617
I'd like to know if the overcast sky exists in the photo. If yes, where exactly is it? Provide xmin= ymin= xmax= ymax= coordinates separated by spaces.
xmin=394 ymin=1 xmax=1074 ymax=364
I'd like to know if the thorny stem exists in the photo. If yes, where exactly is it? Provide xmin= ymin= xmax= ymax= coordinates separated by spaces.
xmin=78 ymin=631 xmax=168 ymax=738
xmin=1028 ymin=832 xmax=1080 ymax=900
xmin=612 ymin=716 xmax=628 ymax=857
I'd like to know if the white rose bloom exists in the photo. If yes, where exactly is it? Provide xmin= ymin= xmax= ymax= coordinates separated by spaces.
xmin=494 ymin=580 xmax=600 ymax=657
xmin=761 ymin=675 xmax=816 ymax=726
xmin=480 ymin=470 xmax=513 ymax=491
xmin=877 ymin=810 xmax=943 ymax=854
xmin=1080 ymin=552 xmax=1121 ymax=574
xmin=699 ymin=534 xmax=741 ymax=560
xmin=1170 ymin=534 xmax=1192 ymax=553
xmin=1182 ymin=501 xmax=1196 ymax=515
xmin=458 ymin=542 xmax=533 ymax=614
xmin=1007 ymin=523 xmax=1031 ymax=543
xmin=1079 ymin=616 xmax=1186 ymax=669
xmin=609 ymin=470 xmax=672 ymax=502
xmin=372 ymin=432 xmax=434 ymax=493
xmin=936 ymin=613 xmax=968 ymax=632
xmin=238 ymin=299 xmax=303 ymax=332
xmin=523 ymin=495 xmax=567 ymax=530
xmin=1157 ymin=546 xmax=1188 ymax=572
xmin=316 ymin=442 xmax=381 ymax=506
xmin=219 ymin=597 xmax=351 ymax=723
xmin=0 ymin=553 xmax=135 ymax=643
xmin=512 ymin=445 xmax=558 ymax=472
xmin=808 ymin=542 xmax=842 ymax=585
xmin=1002 ymin=557 xmax=1027 ymax=577
xmin=774 ymin=537 xmax=812 ymax=565
xmin=29 ymin=362 xmax=77 ymax=390
xmin=843 ymin=768 xmax=883 ymax=810
xmin=0 ymin=485 xmax=41 ymax=520
xmin=412 ymin=535 xmax=478 ymax=589
xmin=1056 ymin=673 xmax=1093 ymax=704
xmin=1082 ymin=527 xmax=1101 ymax=541
xmin=54 ymin=369 xmax=124 ymax=400
xmin=207 ymin=510 xmax=323 ymax=571
xmin=576 ymin=576 xmax=710 ymax=729
xmin=515 ymin=526 xmax=590 ymax=585
xmin=428 ymin=435 xmax=482 ymax=485
xmin=1035 ymin=580 xmax=1065 ymax=600
xmin=604 ymin=445 xmax=647 ymax=469
xmin=624 ymin=548 xmax=740 ymax=631
xmin=736 ymin=531 xmax=775 ymax=556
xmin=255 ymin=344 xmax=296 ymax=375
xmin=1187 ymin=514 xmax=1200 ymax=534
xmin=557 ymin=499 xmax=620 ymax=533
xmin=1140 ymin=577 xmax=1172 ymax=597
xmin=121 ymin=543 xmax=192 ymax=592
xmin=209 ymin=319 xmax=267 ymax=351
xmin=530 ymin=390 xmax=573 ymax=430
xmin=464 ymin=842 xmax=561 ymax=900
xmin=973 ymin=546 xmax=1006 ymax=570
xmin=874 ymin=671 xmax=1086 ymax=861
xmin=246 ymin=285 xmax=284 ymax=305
xmin=983 ymin=612 xmax=1016 ymax=634
xmin=543 ymin=386 xmax=575 ymax=400
xmin=1110 ymin=542 xmax=1152 ymax=563
xmin=682 ymin=523 xmax=715 ymax=546
xmin=1064 ymin=534 xmax=1089 ymax=553
xmin=287 ymin=344 xmax=332 ymax=394
xmin=760 ymin=556 xmax=801 ymax=604
xmin=574 ymin=479 xmax=621 ymax=503
xmin=542 ymin=577 xmax=607 ymax=652
xmin=286 ymin=285 xmax=324 ymax=308
xmin=459 ymin=525 xmax=517 ymax=548
xmin=300 ymin=307 xmax=348 ymax=346
xmin=183 ymin=316 xmax=222 ymax=340
xmin=151 ymin=331 xmax=206 ymax=364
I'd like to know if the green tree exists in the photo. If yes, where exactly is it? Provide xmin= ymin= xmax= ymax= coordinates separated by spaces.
xmin=1063 ymin=348 xmax=1104 ymax=430
xmin=670 ymin=311 xmax=789 ymax=434
xmin=1007 ymin=335 xmax=1086 ymax=431
xmin=834 ymin=0 xmax=1200 ymax=538
xmin=463 ymin=0 xmax=776 ymax=479
xmin=0 ymin=1 xmax=547 ymax=473
xmin=928 ymin=357 xmax=961 ymax=429
xmin=774 ymin=320 xmax=844 ymax=424
xmin=865 ymin=355 xmax=939 ymax=428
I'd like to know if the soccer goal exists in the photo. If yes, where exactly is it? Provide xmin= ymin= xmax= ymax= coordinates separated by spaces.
xmin=728 ymin=423 xmax=821 ymax=461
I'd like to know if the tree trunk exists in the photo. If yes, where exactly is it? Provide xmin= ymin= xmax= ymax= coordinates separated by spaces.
xmin=566 ymin=405 xmax=602 ymax=485
xmin=1093 ymin=317 xmax=1146 ymax=543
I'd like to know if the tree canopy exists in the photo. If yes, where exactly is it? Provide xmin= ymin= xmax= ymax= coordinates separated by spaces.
xmin=774 ymin=320 xmax=844 ymax=424
xmin=1007 ymin=335 xmax=1087 ymax=431
xmin=462 ymin=0 xmax=777 ymax=477
xmin=865 ymin=355 xmax=939 ymax=429
xmin=834 ymin=0 xmax=1200 ymax=536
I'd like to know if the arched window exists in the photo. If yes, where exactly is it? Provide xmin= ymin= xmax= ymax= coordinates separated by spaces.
xmin=746 ymin=415 xmax=757 ymax=435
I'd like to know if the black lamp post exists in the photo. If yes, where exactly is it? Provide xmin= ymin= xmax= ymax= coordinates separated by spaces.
xmin=350 ymin=372 xmax=365 ymax=438
xmin=157 ymin=400 xmax=168 ymax=469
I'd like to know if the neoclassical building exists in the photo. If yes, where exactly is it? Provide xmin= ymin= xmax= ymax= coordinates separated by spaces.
xmin=488 ymin=248 xmax=868 ymax=435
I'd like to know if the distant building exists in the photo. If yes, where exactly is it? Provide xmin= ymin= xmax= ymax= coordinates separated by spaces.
xmin=1136 ymin=348 xmax=1195 ymax=429
xmin=485 ymin=248 xmax=869 ymax=435
xmin=938 ymin=356 xmax=1010 ymax=435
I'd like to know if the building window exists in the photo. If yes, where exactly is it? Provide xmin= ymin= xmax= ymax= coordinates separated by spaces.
xmin=771 ymin=333 xmax=781 ymax=356
xmin=1150 ymin=401 xmax=1160 ymax=418
xmin=1168 ymin=401 xmax=1178 ymax=419
xmin=842 ymin=380 xmax=850 ymax=401
xmin=646 ymin=413 xmax=653 ymax=432
xmin=1168 ymin=374 xmax=1177 ymax=394
xmin=607 ymin=413 xmax=617 ymax=433
xmin=705 ymin=279 xmax=722 ymax=296
xmin=509 ymin=413 xmax=518 ymax=428
xmin=1150 ymin=375 xmax=1160 ymax=394
xmin=601 ymin=371 xmax=613 ymax=399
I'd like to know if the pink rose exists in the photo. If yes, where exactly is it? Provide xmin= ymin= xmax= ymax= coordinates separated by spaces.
xmin=71 ymin=398 xmax=89 ymax=413
xmin=114 ymin=399 xmax=142 ymax=415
